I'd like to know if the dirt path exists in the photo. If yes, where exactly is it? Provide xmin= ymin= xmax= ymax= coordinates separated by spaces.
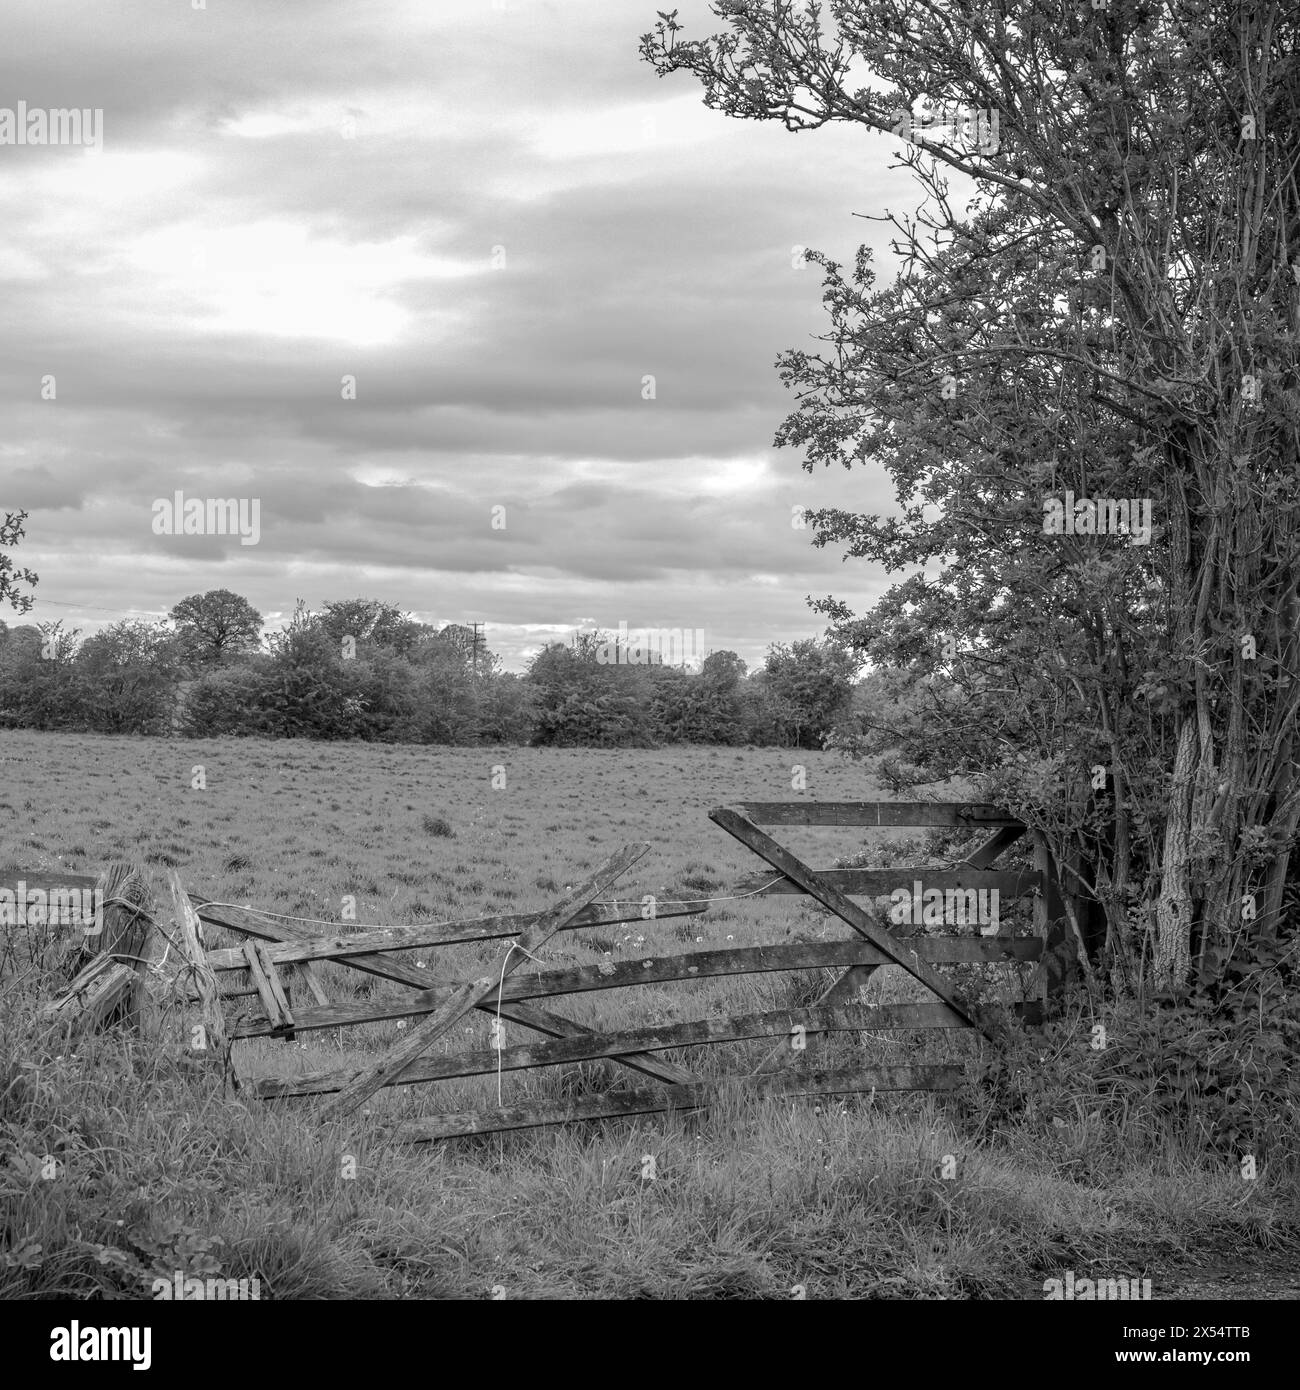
xmin=1015 ymin=1240 xmax=1300 ymax=1301
xmin=1150 ymin=1247 xmax=1300 ymax=1301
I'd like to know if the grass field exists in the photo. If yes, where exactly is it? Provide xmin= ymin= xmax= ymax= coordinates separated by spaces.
xmin=2 ymin=731 xmax=1297 ymax=1299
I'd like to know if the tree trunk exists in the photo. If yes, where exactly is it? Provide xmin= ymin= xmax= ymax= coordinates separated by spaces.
xmin=1154 ymin=720 xmax=1197 ymax=990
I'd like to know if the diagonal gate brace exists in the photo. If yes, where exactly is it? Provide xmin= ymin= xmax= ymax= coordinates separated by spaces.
xmin=709 ymin=807 xmax=992 ymax=1040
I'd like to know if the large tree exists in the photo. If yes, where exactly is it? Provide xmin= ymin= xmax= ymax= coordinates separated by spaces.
xmin=642 ymin=1 xmax=1300 ymax=989
xmin=169 ymin=589 xmax=264 ymax=665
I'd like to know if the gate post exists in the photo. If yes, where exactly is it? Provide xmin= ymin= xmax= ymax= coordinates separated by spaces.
xmin=1031 ymin=831 xmax=1073 ymax=1006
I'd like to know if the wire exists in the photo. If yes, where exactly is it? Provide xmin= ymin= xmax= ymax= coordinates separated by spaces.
xmin=17 ymin=597 xmax=169 ymax=617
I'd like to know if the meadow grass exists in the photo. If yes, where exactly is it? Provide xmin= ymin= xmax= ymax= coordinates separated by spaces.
xmin=1 ymin=730 xmax=1295 ymax=1298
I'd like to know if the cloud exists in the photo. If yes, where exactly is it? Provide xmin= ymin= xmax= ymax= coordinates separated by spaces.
xmin=0 ymin=0 xmax=914 ymax=672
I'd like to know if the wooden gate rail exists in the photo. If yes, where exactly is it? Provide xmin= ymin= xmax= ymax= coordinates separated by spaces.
xmin=390 ymin=1065 xmax=963 ymax=1143
xmin=249 ymin=1001 xmax=966 ymax=1098
xmin=727 ymin=802 xmax=1023 ymax=827
xmin=732 ymin=868 xmax=1041 ymax=897
xmin=228 ymin=936 xmax=1039 ymax=1039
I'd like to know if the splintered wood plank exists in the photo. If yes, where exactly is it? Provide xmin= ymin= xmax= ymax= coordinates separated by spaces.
xmin=167 ymin=870 xmax=226 ymax=1055
xmin=41 ymin=956 xmax=137 ymax=1035
xmin=732 ymin=868 xmax=1043 ymax=899
xmin=711 ymin=807 xmax=991 ymax=1038
xmin=230 ymin=936 xmax=1042 ymax=1038
xmin=391 ymin=1065 xmax=963 ymax=1141
xmin=731 ymin=802 xmax=1023 ymax=827
xmin=200 ymin=901 xmax=706 ymax=970
xmin=247 ymin=1001 xmax=965 ymax=1098
xmin=243 ymin=940 xmax=295 ymax=1037
xmin=319 ymin=842 xmax=652 ymax=1121
xmin=197 ymin=899 xmax=694 ymax=1088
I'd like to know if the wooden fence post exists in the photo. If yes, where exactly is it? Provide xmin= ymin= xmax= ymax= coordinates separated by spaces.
xmin=1031 ymin=831 xmax=1071 ymax=1005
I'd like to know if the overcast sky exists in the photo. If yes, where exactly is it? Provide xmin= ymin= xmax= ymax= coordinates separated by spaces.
xmin=1 ymin=0 xmax=920 ymax=673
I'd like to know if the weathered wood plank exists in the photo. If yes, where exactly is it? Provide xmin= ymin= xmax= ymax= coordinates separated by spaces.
xmin=194 ymin=898 xmax=695 ymax=1086
xmin=0 ymin=870 xmax=100 ymax=893
xmin=391 ymin=1065 xmax=963 ymax=1141
xmin=244 ymin=940 xmax=295 ymax=1037
xmin=230 ymin=936 xmax=1040 ymax=1038
xmin=732 ymin=802 xmax=1023 ymax=827
xmin=711 ymin=808 xmax=991 ymax=1037
xmin=200 ymin=900 xmax=705 ymax=970
xmin=168 ymin=870 xmax=226 ymax=1055
xmin=733 ymin=868 xmax=1043 ymax=900
xmin=484 ymin=1000 xmax=696 ymax=1085
xmin=319 ymin=842 xmax=653 ymax=1121
xmin=40 ymin=956 xmax=137 ymax=1035
xmin=247 ymin=1001 xmax=966 ymax=1098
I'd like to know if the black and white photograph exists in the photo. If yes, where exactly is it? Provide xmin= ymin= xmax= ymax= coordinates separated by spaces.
xmin=0 ymin=0 xmax=1297 ymax=1341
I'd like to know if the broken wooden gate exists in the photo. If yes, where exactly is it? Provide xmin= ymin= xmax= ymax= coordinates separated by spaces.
xmin=193 ymin=801 xmax=1063 ymax=1140
xmin=17 ymin=800 xmax=1068 ymax=1141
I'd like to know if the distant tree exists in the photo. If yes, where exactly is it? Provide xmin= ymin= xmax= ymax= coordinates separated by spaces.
xmin=262 ymin=599 xmax=367 ymax=739
xmin=700 ymin=650 xmax=747 ymax=689
xmin=526 ymin=633 xmax=652 ymax=747
xmin=0 ymin=620 xmax=81 ymax=728
xmin=169 ymin=589 xmax=263 ymax=665
xmin=477 ymin=671 xmax=536 ymax=744
xmin=316 ymin=598 xmax=428 ymax=655
xmin=0 ymin=511 xmax=38 ymax=614
xmin=72 ymin=620 xmax=183 ymax=733
xmin=426 ymin=622 xmax=478 ymax=666
xmin=401 ymin=631 xmax=480 ymax=742
xmin=759 ymin=638 xmax=857 ymax=749
xmin=648 ymin=650 xmax=750 ymax=744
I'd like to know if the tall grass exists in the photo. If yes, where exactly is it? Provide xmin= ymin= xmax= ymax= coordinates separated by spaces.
xmin=2 ymin=733 xmax=1296 ymax=1298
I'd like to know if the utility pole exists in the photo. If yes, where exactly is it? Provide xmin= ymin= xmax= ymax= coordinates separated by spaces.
xmin=470 ymin=621 xmax=485 ymax=675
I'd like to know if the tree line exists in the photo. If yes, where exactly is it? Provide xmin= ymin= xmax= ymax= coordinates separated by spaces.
xmin=0 ymin=572 xmax=859 ymax=749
